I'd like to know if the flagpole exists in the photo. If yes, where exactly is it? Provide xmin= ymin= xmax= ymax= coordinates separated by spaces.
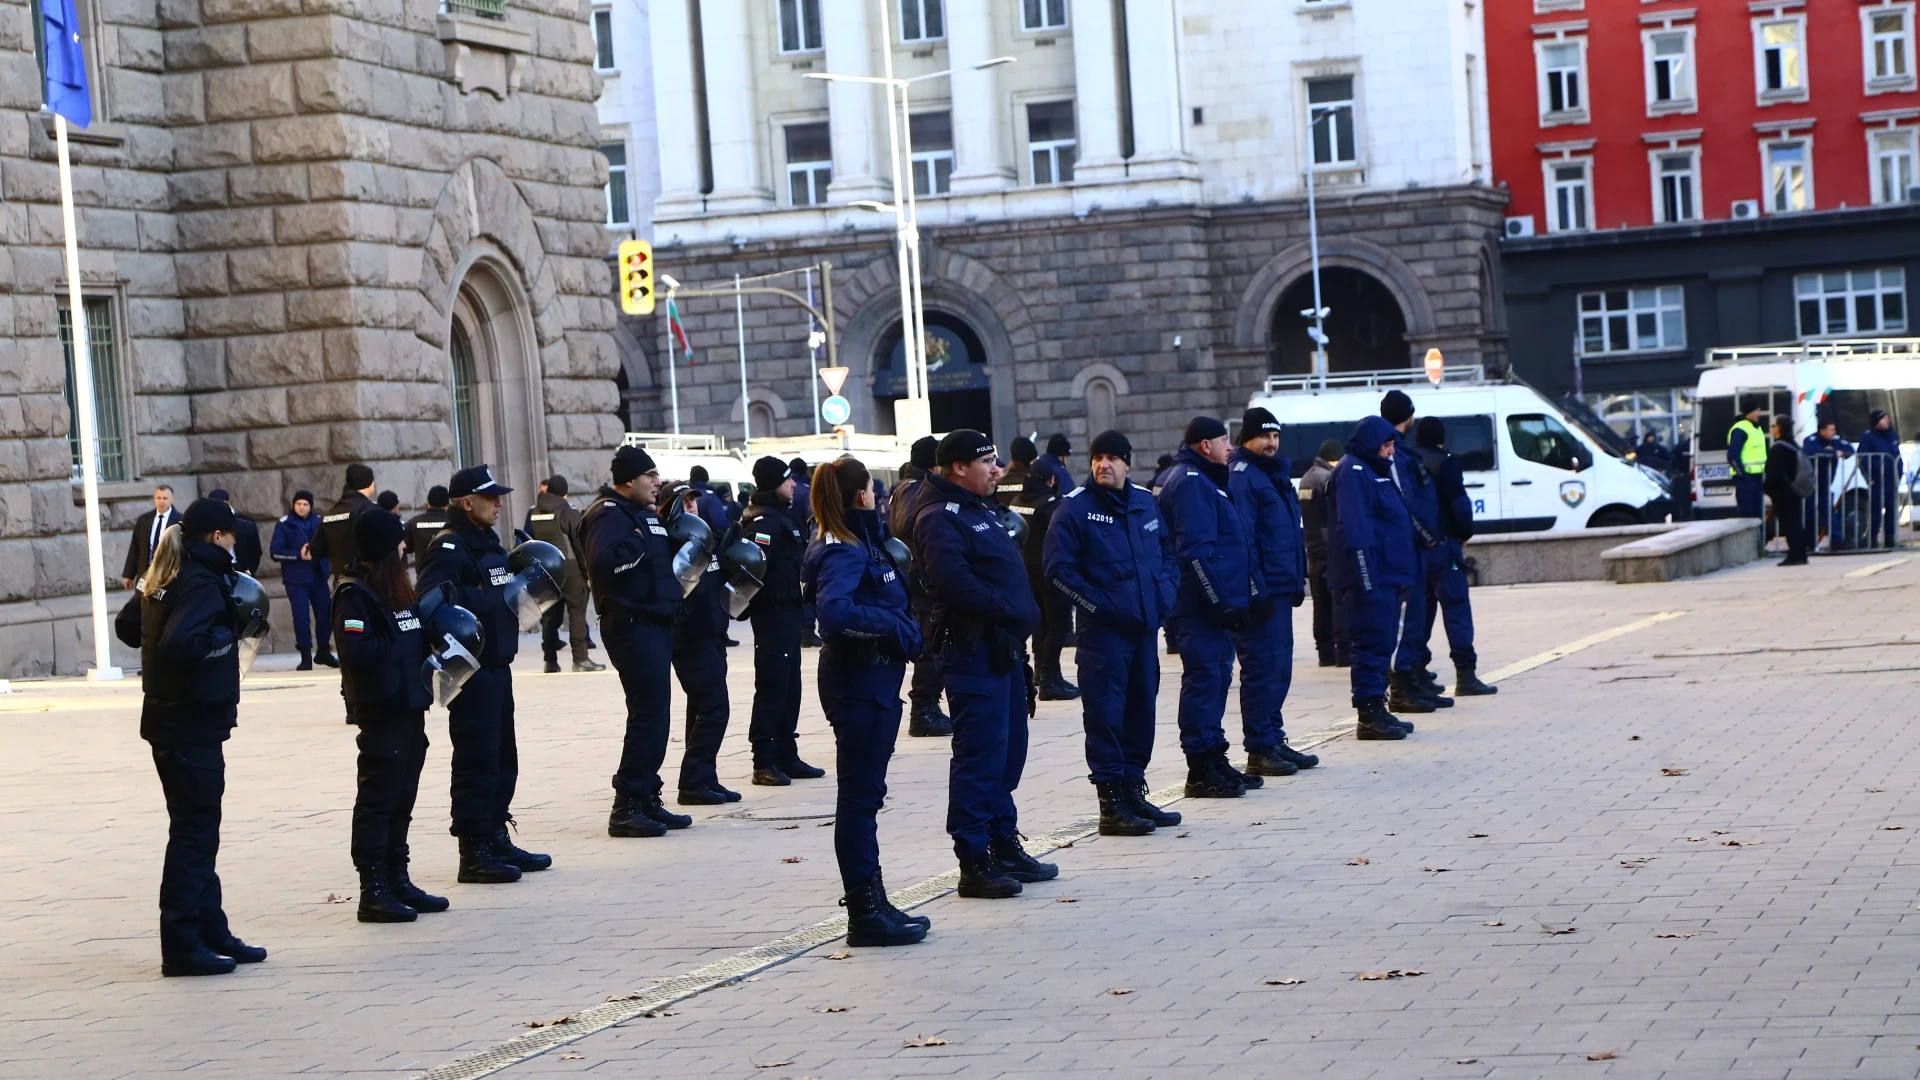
xmin=665 ymin=290 xmax=681 ymax=438
xmin=735 ymin=273 xmax=751 ymax=451
xmin=805 ymin=267 xmax=820 ymax=435
xmin=56 ymin=115 xmax=120 ymax=682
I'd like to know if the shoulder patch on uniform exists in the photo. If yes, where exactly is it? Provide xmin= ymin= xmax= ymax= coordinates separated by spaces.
xmin=441 ymin=541 xmax=457 ymax=549
xmin=342 ymin=618 xmax=366 ymax=633
xmin=1144 ymin=519 xmax=1160 ymax=531
xmin=945 ymin=502 xmax=960 ymax=513
xmin=823 ymin=533 xmax=841 ymax=545
xmin=1232 ymin=461 xmax=1247 ymax=471
xmin=1065 ymin=486 xmax=1085 ymax=498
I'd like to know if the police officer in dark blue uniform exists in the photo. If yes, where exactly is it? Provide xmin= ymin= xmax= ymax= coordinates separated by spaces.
xmin=1043 ymin=430 xmax=1182 ymax=836
xmin=1413 ymin=417 xmax=1498 ymax=697
xmin=417 ymin=464 xmax=553 ymax=881
xmin=685 ymin=465 xmax=735 ymax=535
xmin=913 ymin=430 xmax=1053 ymax=898
xmin=889 ymin=436 xmax=952 ymax=737
xmin=1859 ymin=409 xmax=1903 ymax=548
xmin=741 ymin=456 xmax=826 ymax=784
xmin=802 ymin=457 xmax=929 ymax=946
xmin=1011 ymin=466 xmax=1078 ymax=700
xmin=1159 ymin=416 xmax=1269 ymax=798
xmin=1034 ymin=433 xmax=1075 ymax=493
xmin=1380 ymin=391 xmax=1452 ymax=714
xmin=1227 ymin=408 xmax=1317 ymax=776
xmin=577 ymin=446 xmax=693 ymax=837
xmin=666 ymin=484 xmax=739 ymax=805
xmin=1329 ymin=417 xmax=1418 ymax=739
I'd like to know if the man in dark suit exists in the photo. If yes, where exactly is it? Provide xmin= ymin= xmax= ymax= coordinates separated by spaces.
xmin=121 ymin=484 xmax=181 ymax=589
xmin=207 ymin=489 xmax=261 ymax=575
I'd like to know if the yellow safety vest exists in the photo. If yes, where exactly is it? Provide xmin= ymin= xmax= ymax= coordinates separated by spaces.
xmin=1729 ymin=419 xmax=1767 ymax=475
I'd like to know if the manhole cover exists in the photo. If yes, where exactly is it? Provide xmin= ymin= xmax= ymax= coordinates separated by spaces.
xmin=722 ymin=803 xmax=838 ymax=821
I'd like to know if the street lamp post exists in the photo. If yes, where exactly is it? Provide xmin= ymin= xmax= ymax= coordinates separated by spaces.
xmin=1303 ymin=109 xmax=1336 ymax=389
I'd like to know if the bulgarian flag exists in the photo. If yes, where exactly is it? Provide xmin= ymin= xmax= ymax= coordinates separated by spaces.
xmin=667 ymin=296 xmax=695 ymax=364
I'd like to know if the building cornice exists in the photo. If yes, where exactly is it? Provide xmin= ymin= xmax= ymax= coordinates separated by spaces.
xmin=1500 ymin=201 xmax=1920 ymax=254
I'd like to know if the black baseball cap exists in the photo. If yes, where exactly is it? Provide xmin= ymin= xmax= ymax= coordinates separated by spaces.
xmin=449 ymin=464 xmax=513 ymax=499
xmin=937 ymin=429 xmax=996 ymax=466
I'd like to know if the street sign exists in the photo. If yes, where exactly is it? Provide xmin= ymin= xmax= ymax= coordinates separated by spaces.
xmin=1424 ymin=347 xmax=1444 ymax=384
xmin=819 ymin=366 xmax=849 ymax=396
xmin=821 ymin=394 xmax=851 ymax=426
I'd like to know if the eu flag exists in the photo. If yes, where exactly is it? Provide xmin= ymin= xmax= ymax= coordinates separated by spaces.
xmin=42 ymin=0 xmax=91 ymax=128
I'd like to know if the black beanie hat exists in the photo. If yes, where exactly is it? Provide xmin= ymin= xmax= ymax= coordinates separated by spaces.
xmin=937 ymin=429 xmax=997 ymax=466
xmin=1316 ymin=438 xmax=1345 ymax=462
xmin=427 ymin=484 xmax=449 ymax=507
xmin=688 ymin=465 xmax=709 ymax=484
xmin=1416 ymin=416 xmax=1447 ymax=449
xmin=752 ymin=456 xmax=792 ymax=490
xmin=612 ymin=445 xmax=656 ymax=485
xmin=1240 ymin=407 xmax=1281 ymax=442
xmin=1011 ymin=436 xmax=1038 ymax=464
xmin=546 ymin=475 xmax=569 ymax=497
xmin=182 ymin=497 xmax=237 ymax=537
xmin=353 ymin=507 xmax=407 ymax=563
xmin=1046 ymin=433 xmax=1071 ymax=456
xmin=345 ymin=463 xmax=374 ymax=491
xmin=1183 ymin=416 xmax=1229 ymax=445
xmin=292 ymin=489 xmax=315 ymax=506
xmin=910 ymin=435 xmax=939 ymax=471
xmin=1380 ymin=390 xmax=1415 ymax=426
xmin=1089 ymin=429 xmax=1132 ymax=464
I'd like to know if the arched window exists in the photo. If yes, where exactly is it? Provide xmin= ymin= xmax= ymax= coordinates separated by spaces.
xmin=748 ymin=401 xmax=777 ymax=441
xmin=1085 ymin=376 xmax=1116 ymax=436
xmin=450 ymin=319 xmax=481 ymax=469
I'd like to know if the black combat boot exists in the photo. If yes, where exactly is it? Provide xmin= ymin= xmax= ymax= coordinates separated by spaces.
xmin=314 ymin=647 xmax=339 ymax=668
xmin=1274 ymin=740 xmax=1320 ymax=770
xmin=1037 ymin=666 xmax=1080 ymax=701
xmin=1317 ymin=649 xmax=1336 ymax=667
xmin=1096 ymin=781 xmax=1156 ymax=836
xmin=388 ymin=854 xmax=449 ymax=913
xmin=608 ymin=795 xmax=667 ymax=838
xmin=162 ymin=945 xmax=236 ymax=977
xmin=752 ymin=765 xmax=791 ymax=786
xmin=297 ymin=647 xmax=313 ymax=671
xmin=956 ymin=855 xmax=1023 ymax=899
xmin=356 ymin=866 xmax=419 ymax=923
xmin=842 ymin=875 xmax=929 ymax=947
xmin=492 ymin=826 xmax=551 ymax=871
xmin=1245 ymin=748 xmax=1300 ymax=777
xmin=457 ymin=836 xmax=522 ymax=882
xmin=572 ymin=658 xmax=606 ymax=672
xmin=1185 ymin=752 xmax=1244 ymax=798
xmin=873 ymin=871 xmax=930 ymax=930
xmin=638 ymin=792 xmax=692 ymax=830
xmin=779 ymin=755 xmax=826 ymax=780
xmin=1388 ymin=672 xmax=1436 ymax=714
xmin=1414 ymin=668 xmax=1455 ymax=708
xmin=1454 ymin=664 xmax=1498 ymax=696
xmin=1129 ymin=781 xmax=1182 ymax=826
xmin=908 ymin=702 xmax=953 ymax=737
xmin=543 ymin=652 xmax=561 ymax=674
xmin=989 ymin=835 xmax=1060 ymax=882
xmin=204 ymin=934 xmax=267 ymax=963
xmin=1355 ymin=698 xmax=1408 ymax=740
xmin=676 ymin=784 xmax=730 ymax=806
xmin=1215 ymin=749 xmax=1263 ymax=789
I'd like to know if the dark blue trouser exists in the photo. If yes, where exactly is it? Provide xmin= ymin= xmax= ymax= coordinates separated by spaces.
xmin=942 ymin=641 xmax=1028 ymax=861
xmin=1231 ymin=607 xmax=1293 ymax=752
xmin=1868 ymin=476 xmax=1899 ymax=547
xmin=1168 ymin=615 xmax=1233 ymax=756
xmin=607 ymin=619 xmax=673 ymax=798
xmin=447 ymin=665 xmax=517 ymax=837
xmin=1397 ymin=547 xmax=1450 ymax=672
xmin=150 ymin=741 xmax=231 ymax=960
xmin=749 ymin=604 xmax=804 ymax=766
xmin=1342 ymin=587 xmax=1400 ymax=706
xmin=286 ymin=580 xmax=331 ymax=652
xmin=1734 ymin=474 xmax=1764 ymax=519
xmin=821 ymin=648 xmax=905 ymax=890
xmin=672 ymin=637 xmax=729 ymax=792
xmin=1075 ymin=626 xmax=1158 ymax=784
xmin=1418 ymin=544 xmax=1477 ymax=668
xmin=349 ymin=707 xmax=427 ymax=872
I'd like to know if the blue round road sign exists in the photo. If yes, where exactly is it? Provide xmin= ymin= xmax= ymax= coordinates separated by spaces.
xmin=821 ymin=394 xmax=851 ymax=426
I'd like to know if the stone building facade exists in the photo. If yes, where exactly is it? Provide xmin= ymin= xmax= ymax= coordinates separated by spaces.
xmin=0 ymin=0 xmax=620 ymax=676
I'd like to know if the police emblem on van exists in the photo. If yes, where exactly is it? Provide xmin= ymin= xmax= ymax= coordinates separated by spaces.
xmin=1559 ymin=480 xmax=1587 ymax=508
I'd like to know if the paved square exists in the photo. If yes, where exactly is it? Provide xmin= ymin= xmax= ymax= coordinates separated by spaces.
xmin=4 ymin=556 xmax=1920 ymax=1078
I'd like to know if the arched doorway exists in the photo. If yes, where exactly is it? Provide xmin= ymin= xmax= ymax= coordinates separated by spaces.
xmin=446 ymin=256 xmax=544 ymax=523
xmin=1268 ymin=267 xmax=1410 ymax=376
xmin=872 ymin=312 xmax=994 ymax=434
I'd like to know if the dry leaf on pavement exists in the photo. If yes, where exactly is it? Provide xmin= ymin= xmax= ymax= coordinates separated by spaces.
xmin=1175 ymin=831 xmax=1190 ymax=838
xmin=559 ymin=1053 xmax=584 ymax=1060
xmin=1456 ymin=1058 xmax=1480 ymax=1064
xmin=775 ymin=825 xmax=799 ymax=831
xmin=1620 ymin=858 xmax=1652 ymax=868
xmin=1882 ymin=825 xmax=1906 ymax=831
xmin=524 ymin=1015 xmax=575 ymax=1028
xmin=1468 ymin=833 xmax=1489 ymax=838
xmin=1541 ymin=925 xmax=1578 ymax=935
xmin=1056 ymin=897 xmax=1078 ymax=903
xmin=1483 ymin=920 xmax=1504 ymax=927
xmin=1354 ymin=969 xmax=1425 ymax=980
xmin=819 ymin=1005 xmax=848 ymax=1013
xmin=324 ymin=893 xmax=352 ymax=904
xmin=1107 ymin=988 xmax=1133 ymax=995
xmin=1348 ymin=857 xmax=1370 ymax=866
xmin=605 ymin=993 xmax=642 ymax=1003
xmin=1421 ymin=867 xmax=1451 ymax=873
xmin=1866 ymin=787 xmax=1885 ymax=793
xmin=1686 ymin=836 xmax=1704 ymax=842
xmin=1721 ymin=840 xmax=1745 ymax=847
xmin=902 ymin=1036 xmax=950 ymax=1048
xmin=753 ymin=1060 xmax=794 ymax=1069
xmin=1628 ymin=735 xmax=1641 ymax=741
xmin=1654 ymin=932 xmax=1699 ymax=939
xmin=1265 ymin=978 xmax=1305 ymax=985
xmin=782 ymin=856 xmax=804 ymax=863
xmin=642 ymin=1009 xmax=676 ymax=1018
xmin=1712 ymin=829 xmax=1733 ymax=835
xmin=825 ymin=951 xmax=851 ymax=960
xmin=1660 ymin=768 xmax=1688 ymax=776
xmin=817 ymin=819 xmax=835 ymax=827
xmin=1586 ymin=1049 xmax=1618 ymax=1061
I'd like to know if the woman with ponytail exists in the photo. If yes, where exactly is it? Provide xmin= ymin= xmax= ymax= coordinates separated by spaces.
xmin=801 ymin=457 xmax=928 ymax=947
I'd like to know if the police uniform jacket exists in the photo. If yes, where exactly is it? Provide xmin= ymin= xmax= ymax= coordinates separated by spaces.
xmin=332 ymin=575 xmax=431 ymax=712
xmin=1327 ymin=416 xmax=1418 ymax=595
xmin=1298 ymin=456 xmax=1337 ymax=568
xmin=1034 ymin=454 xmax=1074 ymax=495
xmin=527 ymin=489 xmax=586 ymax=588
xmin=1392 ymin=427 xmax=1444 ymax=557
xmin=578 ymin=486 xmax=682 ymax=627
xmin=802 ymin=509 xmax=921 ymax=662
xmin=911 ymin=472 xmax=1041 ymax=640
xmin=1420 ymin=446 xmax=1476 ymax=543
xmin=405 ymin=508 xmax=448 ymax=570
xmin=674 ymin=547 xmax=730 ymax=647
xmin=740 ymin=494 xmax=806 ymax=613
xmin=995 ymin=462 xmax=1031 ymax=508
xmin=416 ymin=514 xmax=521 ymax=668
xmin=311 ymin=490 xmax=373 ymax=575
xmin=1009 ymin=472 xmax=1060 ymax=583
xmin=888 ymin=473 xmax=936 ymax=613
xmin=1157 ymin=445 xmax=1263 ymax=622
xmin=137 ymin=539 xmax=242 ymax=745
xmin=1227 ymin=446 xmax=1307 ymax=601
xmin=1043 ymin=480 xmax=1176 ymax=637
xmin=687 ymin=482 xmax=734 ymax=536
xmin=1857 ymin=425 xmax=1903 ymax=489
xmin=270 ymin=511 xmax=327 ymax=587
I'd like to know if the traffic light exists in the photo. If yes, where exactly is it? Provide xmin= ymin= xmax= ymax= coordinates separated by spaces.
xmin=618 ymin=239 xmax=655 ymax=316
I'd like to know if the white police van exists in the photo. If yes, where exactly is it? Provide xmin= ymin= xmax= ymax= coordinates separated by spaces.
xmin=1248 ymin=366 xmax=1671 ymax=534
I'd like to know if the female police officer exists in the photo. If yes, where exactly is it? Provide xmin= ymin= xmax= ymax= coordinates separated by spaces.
xmin=333 ymin=508 xmax=448 ymax=923
xmin=802 ymin=457 xmax=928 ymax=946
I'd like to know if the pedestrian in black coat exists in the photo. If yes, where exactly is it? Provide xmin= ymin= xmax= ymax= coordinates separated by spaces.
xmin=740 ymin=456 xmax=824 ymax=784
xmin=1766 ymin=416 xmax=1811 ymax=566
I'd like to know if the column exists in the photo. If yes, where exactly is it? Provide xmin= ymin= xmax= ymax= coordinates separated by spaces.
xmin=698 ymin=0 xmax=773 ymax=211
xmin=1068 ymin=0 xmax=1126 ymax=183
xmin=822 ymin=0 xmax=890 ymax=203
xmin=620 ymin=0 xmax=665 ymax=232
xmin=947 ymin=0 xmax=1013 ymax=193
xmin=1122 ymin=0 xmax=1197 ymax=179
xmin=649 ymin=0 xmax=705 ymax=218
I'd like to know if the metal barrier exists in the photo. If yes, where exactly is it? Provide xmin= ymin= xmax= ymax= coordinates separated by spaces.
xmin=1800 ymin=451 xmax=1911 ymax=555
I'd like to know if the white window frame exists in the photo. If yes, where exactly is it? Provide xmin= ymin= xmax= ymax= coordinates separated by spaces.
xmin=591 ymin=7 xmax=615 ymax=72
xmin=1871 ymin=125 xmax=1918 ymax=204
xmin=1305 ymin=74 xmax=1359 ymax=167
xmin=777 ymin=0 xmax=823 ymax=54
xmin=912 ymin=149 xmax=954 ymax=195
xmin=1025 ymin=100 xmax=1076 ymax=186
xmin=1762 ymin=136 xmax=1813 ymax=213
xmin=1864 ymin=3 xmax=1917 ymax=92
xmin=1649 ymin=146 xmax=1701 ymax=223
xmin=1535 ymin=35 xmax=1589 ymax=125
xmin=1753 ymin=14 xmax=1809 ymax=103
xmin=1543 ymin=156 xmax=1593 ymax=233
xmin=1643 ymin=25 xmax=1696 ymax=115
xmin=1019 ymin=0 xmax=1067 ymax=32
xmin=1578 ymin=285 xmax=1687 ymax=356
xmin=602 ymin=139 xmax=629 ymax=226
xmin=899 ymin=0 xmax=944 ymax=42
xmin=1795 ymin=268 xmax=1908 ymax=339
